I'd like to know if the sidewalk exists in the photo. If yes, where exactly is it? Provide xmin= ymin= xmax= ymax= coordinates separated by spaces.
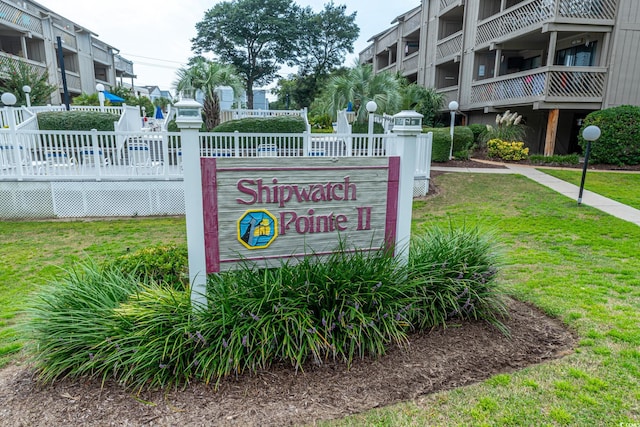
xmin=431 ymin=164 xmax=640 ymax=227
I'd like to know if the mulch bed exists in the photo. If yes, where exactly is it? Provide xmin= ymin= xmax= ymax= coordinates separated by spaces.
xmin=0 ymin=298 xmax=576 ymax=427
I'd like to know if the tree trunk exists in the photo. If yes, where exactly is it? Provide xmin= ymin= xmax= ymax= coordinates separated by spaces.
xmin=204 ymin=94 xmax=220 ymax=130
xmin=246 ymin=81 xmax=254 ymax=110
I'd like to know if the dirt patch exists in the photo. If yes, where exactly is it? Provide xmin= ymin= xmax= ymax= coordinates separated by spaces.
xmin=0 ymin=298 xmax=575 ymax=427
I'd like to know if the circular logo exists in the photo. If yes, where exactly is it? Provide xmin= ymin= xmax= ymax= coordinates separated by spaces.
xmin=237 ymin=209 xmax=278 ymax=249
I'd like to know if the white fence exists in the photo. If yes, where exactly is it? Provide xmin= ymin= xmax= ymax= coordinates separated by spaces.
xmin=0 ymin=128 xmax=432 ymax=218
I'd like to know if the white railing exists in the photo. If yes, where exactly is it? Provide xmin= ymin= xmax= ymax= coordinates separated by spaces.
xmin=335 ymin=110 xmax=352 ymax=134
xmin=219 ymin=108 xmax=307 ymax=123
xmin=469 ymin=67 xmax=606 ymax=105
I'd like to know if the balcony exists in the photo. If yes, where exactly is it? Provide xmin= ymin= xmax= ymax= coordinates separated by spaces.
xmin=53 ymin=26 xmax=77 ymax=51
xmin=0 ymin=1 xmax=43 ymax=35
xmin=115 ymin=55 xmax=134 ymax=77
xmin=436 ymin=31 xmax=462 ymax=63
xmin=0 ymin=52 xmax=46 ymax=76
xmin=59 ymin=70 xmax=81 ymax=92
xmin=469 ymin=66 xmax=606 ymax=108
xmin=476 ymin=0 xmax=617 ymax=47
xmin=439 ymin=0 xmax=461 ymax=12
xmin=359 ymin=44 xmax=374 ymax=64
xmin=436 ymin=87 xmax=459 ymax=108
xmin=92 ymin=44 xmax=111 ymax=64
xmin=402 ymin=52 xmax=419 ymax=73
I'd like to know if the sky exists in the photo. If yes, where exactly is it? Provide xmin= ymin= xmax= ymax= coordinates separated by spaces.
xmin=35 ymin=0 xmax=420 ymax=96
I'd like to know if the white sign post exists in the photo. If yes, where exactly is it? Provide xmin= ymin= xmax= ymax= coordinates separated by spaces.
xmin=389 ymin=110 xmax=423 ymax=265
xmin=175 ymin=97 xmax=208 ymax=308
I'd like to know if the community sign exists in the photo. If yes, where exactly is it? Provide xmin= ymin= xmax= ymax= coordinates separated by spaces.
xmin=201 ymin=157 xmax=400 ymax=272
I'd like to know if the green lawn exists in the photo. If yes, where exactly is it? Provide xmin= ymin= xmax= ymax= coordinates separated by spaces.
xmin=326 ymin=173 xmax=640 ymax=426
xmin=540 ymin=168 xmax=640 ymax=210
xmin=1 ymin=173 xmax=639 ymax=425
xmin=0 ymin=217 xmax=186 ymax=367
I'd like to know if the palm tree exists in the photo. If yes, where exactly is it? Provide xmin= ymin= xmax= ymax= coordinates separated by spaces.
xmin=399 ymin=83 xmax=444 ymax=127
xmin=315 ymin=63 xmax=402 ymax=123
xmin=173 ymin=59 xmax=244 ymax=130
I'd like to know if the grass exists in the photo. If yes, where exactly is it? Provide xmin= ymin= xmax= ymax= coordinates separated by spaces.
xmin=323 ymin=172 xmax=640 ymax=426
xmin=0 ymin=217 xmax=186 ymax=368
xmin=541 ymin=168 xmax=640 ymax=210
xmin=2 ymin=171 xmax=640 ymax=424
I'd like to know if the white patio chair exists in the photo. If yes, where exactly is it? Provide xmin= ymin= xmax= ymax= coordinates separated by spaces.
xmin=43 ymin=149 xmax=76 ymax=175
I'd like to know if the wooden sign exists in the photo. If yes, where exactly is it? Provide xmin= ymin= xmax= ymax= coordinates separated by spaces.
xmin=201 ymin=157 xmax=400 ymax=272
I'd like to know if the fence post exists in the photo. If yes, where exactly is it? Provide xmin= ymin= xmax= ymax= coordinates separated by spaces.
xmin=162 ymin=132 xmax=170 ymax=180
xmin=91 ymin=129 xmax=102 ymax=180
xmin=234 ymin=130 xmax=240 ymax=157
xmin=5 ymin=105 xmax=24 ymax=181
xmin=303 ymin=131 xmax=310 ymax=156
xmin=389 ymin=110 xmax=423 ymax=265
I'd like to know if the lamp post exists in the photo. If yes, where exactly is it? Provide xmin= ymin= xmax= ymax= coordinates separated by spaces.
xmin=578 ymin=125 xmax=601 ymax=205
xmin=366 ymin=100 xmax=378 ymax=136
xmin=448 ymin=100 xmax=459 ymax=160
xmin=22 ymin=85 xmax=31 ymax=108
xmin=96 ymin=83 xmax=105 ymax=112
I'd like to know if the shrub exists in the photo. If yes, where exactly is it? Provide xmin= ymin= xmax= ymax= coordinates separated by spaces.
xmin=352 ymin=121 xmax=384 ymax=134
xmin=213 ymin=116 xmax=307 ymax=133
xmin=309 ymin=114 xmax=333 ymax=130
xmin=579 ymin=105 xmax=640 ymax=165
xmin=487 ymin=138 xmax=529 ymax=161
xmin=424 ymin=126 xmax=472 ymax=161
xmin=408 ymin=225 xmax=506 ymax=333
xmin=103 ymin=244 xmax=188 ymax=290
xmin=26 ymin=228 xmax=506 ymax=389
xmin=37 ymin=111 xmax=120 ymax=131
xmin=468 ymin=123 xmax=487 ymax=145
xmin=482 ymin=110 xmax=526 ymax=143
xmin=529 ymin=154 xmax=579 ymax=166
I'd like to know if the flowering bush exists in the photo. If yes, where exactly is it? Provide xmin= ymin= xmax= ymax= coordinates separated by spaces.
xmin=487 ymin=138 xmax=529 ymax=161
xmin=482 ymin=110 xmax=527 ymax=145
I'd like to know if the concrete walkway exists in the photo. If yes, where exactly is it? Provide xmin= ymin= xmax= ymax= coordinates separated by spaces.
xmin=431 ymin=164 xmax=640 ymax=227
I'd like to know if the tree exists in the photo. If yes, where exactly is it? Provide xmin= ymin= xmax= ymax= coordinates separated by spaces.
xmin=174 ymin=58 xmax=243 ymax=130
xmin=313 ymin=63 xmax=402 ymax=123
xmin=399 ymin=83 xmax=444 ymax=127
xmin=295 ymin=2 xmax=359 ymax=77
xmin=0 ymin=61 xmax=57 ymax=106
xmin=192 ymin=0 xmax=299 ymax=109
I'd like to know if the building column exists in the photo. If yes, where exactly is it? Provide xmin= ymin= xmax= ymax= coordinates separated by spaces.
xmin=544 ymin=109 xmax=560 ymax=156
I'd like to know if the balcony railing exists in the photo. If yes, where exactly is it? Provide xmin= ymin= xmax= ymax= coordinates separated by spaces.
xmin=92 ymin=45 xmax=111 ymax=64
xmin=403 ymin=12 xmax=421 ymax=34
xmin=436 ymin=87 xmax=459 ymax=108
xmin=0 ymin=53 xmax=47 ymax=76
xmin=0 ymin=1 xmax=42 ymax=34
xmin=469 ymin=66 xmax=607 ymax=106
xmin=436 ymin=32 xmax=463 ymax=62
xmin=53 ymin=26 xmax=77 ymax=51
xmin=439 ymin=0 xmax=458 ymax=11
xmin=58 ymin=70 xmax=81 ymax=92
xmin=402 ymin=53 xmax=419 ymax=72
xmin=476 ymin=0 xmax=617 ymax=47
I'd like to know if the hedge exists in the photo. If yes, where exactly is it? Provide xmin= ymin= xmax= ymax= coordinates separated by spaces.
xmin=37 ymin=111 xmax=120 ymax=131
xmin=424 ymin=126 xmax=474 ymax=162
xmin=579 ymin=105 xmax=640 ymax=165
xmin=212 ymin=116 xmax=307 ymax=133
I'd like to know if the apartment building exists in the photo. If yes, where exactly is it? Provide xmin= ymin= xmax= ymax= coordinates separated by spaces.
xmin=360 ymin=0 xmax=637 ymax=155
xmin=0 ymin=0 xmax=134 ymax=105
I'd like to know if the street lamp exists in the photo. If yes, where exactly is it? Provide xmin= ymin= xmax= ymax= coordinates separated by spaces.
xmin=22 ymin=85 xmax=31 ymax=108
xmin=578 ymin=125 xmax=601 ymax=205
xmin=448 ymin=100 xmax=459 ymax=160
xmin=96 ymin=83 xmax=105 ymax=112
xmin=366 ymin=100 xmax=378 ymax=136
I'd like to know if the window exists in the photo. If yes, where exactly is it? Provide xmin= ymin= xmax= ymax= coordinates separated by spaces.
xmin=555 ymin=42 xmax=597 ymax=66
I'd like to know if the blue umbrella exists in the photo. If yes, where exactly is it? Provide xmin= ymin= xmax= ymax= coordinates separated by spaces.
xmin=154 ymin=106 xmax=164 ymax=119
xmin=103 ymin=91 xmax=125 ymax=103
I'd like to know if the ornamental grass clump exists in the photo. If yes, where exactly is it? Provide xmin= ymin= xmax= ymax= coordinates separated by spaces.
xmin=25 ymin=227 xmax=507 ymax=390
xmin=192 ymin=244 xmax=416 ymax=386
xmin=408 ymin=225 xmax=507 ymax=334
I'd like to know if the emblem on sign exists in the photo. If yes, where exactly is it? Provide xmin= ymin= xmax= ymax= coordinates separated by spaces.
xmin=237 ymin=209 xmax=278 ymax=249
